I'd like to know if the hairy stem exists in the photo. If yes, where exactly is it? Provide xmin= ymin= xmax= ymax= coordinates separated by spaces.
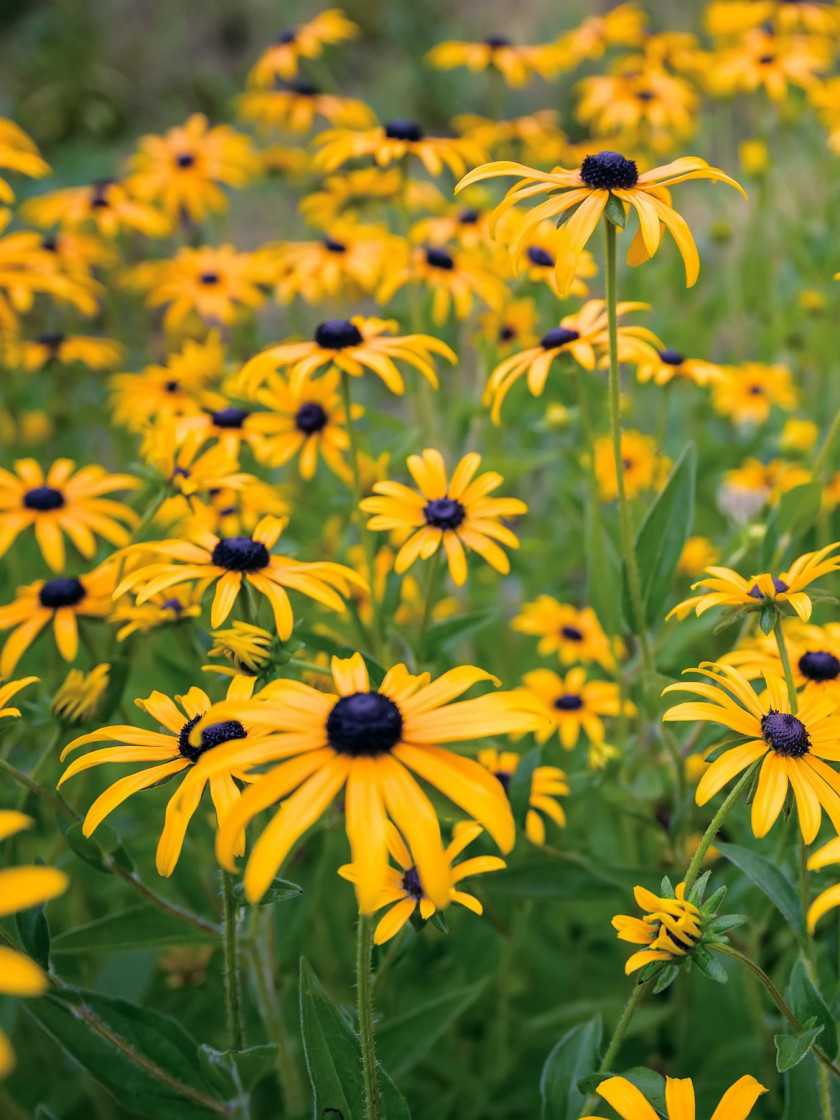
xmin=356 ymin=914 xmax=382 ymax=1120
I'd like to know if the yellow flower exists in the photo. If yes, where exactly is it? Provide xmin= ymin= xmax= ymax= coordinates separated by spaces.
xmin=612 ymin=881 xmax=702 ymax=974
xmin=109 ymin=333 xmax=227 ymax=430
xmin=5 ymin=332 xmax=125 ymax=373
xmin=313 ymin=120 xmax=485 ymax=179
xmin=453 ymin=110 xmax=571 ymax=165
xmin=0 ymin=811 xmax=68 ymax=1076
xmin=664 ymin=663 xmax=840 ymax=842
xmin=807 ymin=836 xmax=840 ymax=931
xmin=247 ymin=11 xmax=359 ymax=86
xmin=519 ymin=667 xmax=633 ymax=751
xmin=0 ymin=119 xmax=50 ymax=211
xmin=110 ymin=585 xmax=205 ymax=641
xmin=780 ymin=417 xmax=819 ymax=453
xmin=361 ymin=448 xmax=526 ymax=587
xmin=378 ymin=243 xmax=507 ymax=326
xmin=0 ymin=218 xmax=102 ymax=331
xmin=581 ymin=1072 xmax=766 ymax=1120
xmin=0 ymin=675 xmax=38 ymax=720
xmin=739 ymin=137 xmax=770 ymax=175
xmin=720 ymin=457 xmax=810 ymax=518
xmin=575 ymin=63 xmax=699 ymax=154
xmin=594 ymin=430 xmax=665 ymax=502
xmin=425 ymin=37 xmax=563 ymax=87
xmin=707 ymin=27 xmax=830 ymax=101
xmin=457 ymin=152 xmax=744 ymax=296
xmin=236 ymin=82 xmax=375 ymax=134
xmin=339 ymin=821 xmax=505 ymax=943
xmin=711 ymin=362 xmax=797 ymax=424
xmin=236 ymin=315 xmax=454 ymax=397
xmin=0 ymin=458 xmax=138 ymax=572
xmin=21 ymin=179 xmax=170 ymax=237
xmin=707 ymin=0 xmax=840 ymax=36
xmin=798 ymin=287 xmax=827 ymax=314
xmin=126 ymin=113 xmax=259 ymax=222
xmin=51 ymin=663 xmax=110 ymax=723
xmin=557 ymin=4 xmax=647 ymax=65
xmin=479 ymin=297 xmax=540 ymax=354
xmin=114 ymin=515 xmax=365 ymax=638
xmin=268 ymin=223 xmax=394 ymax=303
xmin=477 ymin=748 xmax=568 ymax=845
xmin=677 ymin=536 xmax=721 ymax=576
xmin=722 ymin=621 xmax=840 ymax=705
xmin=140 ymin=422 xmax=250 ymax=505
xmin=512 ymin=596 xmax=619 ymax=669
xmin=667 ymin=544 xmax=840 ymax=622
xmin=635 ymin=346 xmax=726 ymax=387
xmin=299 ymin=166 xmax=409 ymax=228
xmin=206 ymin=622 xmax=274 ymax=676
xmin=173 ymin=652 xmax=545 ymax=911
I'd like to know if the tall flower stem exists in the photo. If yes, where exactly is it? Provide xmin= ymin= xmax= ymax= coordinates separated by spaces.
xmin=603 ymin=219 xmax=653 ymax=675
xmin=683 ymin=760 xmax=761 ymax=893
xmin=579 ymin=977 xmax=653 ymax=1117
xmin=813 ymin=405 xmax=840 ymax=478
xmin=773 ymin=613 xmax=799 ymax=714
xmin=416 ymin=544 xmax=443 ymax=661
xmin=340 ymin=368 xmax=383 ymax=658
xmin=221 ymin=871 xmax=245 ymax=1051
xmin=356 ymin=914 xmax=382 ymax=1120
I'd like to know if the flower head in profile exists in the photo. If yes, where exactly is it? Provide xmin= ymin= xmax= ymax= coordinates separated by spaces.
xmin=477 ymin=748 xmax=568 ymax=845
xmin=581 ymin=1071 xmax=766 ymax=1120
xmin=313 ymin=120 xmax=485 ymax=178
xmin=247 ymin=10 xmax=359 ymax=86
xmin=635 ymin=346 xmax=727 ymax=387
xmin=174 ymin=653 xmax=545 ymax=911
xmin=6 ymin=332 xmax=125 ymax=373
xmin=237 ymin=81 xmax=375 ymax=134
xmin=126 ymin=114 xmax=259 ymax=221
xmin=664 ymin=663 xmax=840 ymax=842
xmin=520 ymin=667 xmax=633 ymax=753
xmin=110 ymin=585 xmax=205 ymax=642
xmin=456 ymin=151 xmax=744 ymax=296
xmin=667 ymin=544 xmax=840 ymax=623
xmin=426 ymin=36 xmax=563 ymax=87
xmin=59 ymin=676 xmax=283 ymax=875
xmin=0 ymin=811 xmax=68 ymax=1076
xmin=361 ymin=449 xmax=526 ymax=586
xmin=339 ymin=821 xmax=505 ymax=943
xmin=21 ymin=179 xmax=170 ymax=238
xmin=0 ymin=565 xmax=115 ymax=676
xmin=114 ymin=515 xmax=365 ymax=638
xmin=0 ymin=458 xmax=138 ymax=572
xmin=235 ymin=316 xmax=455 ymax=397
xmin=51 ymin=663 xmax=110 ymax=723
xmin=512 ymin=597 xmax=618 ymax=669
xmin=205 ymin=622 xmax=275 ymax=677
xmin=711 ymin=362 xmax=797 ymax=424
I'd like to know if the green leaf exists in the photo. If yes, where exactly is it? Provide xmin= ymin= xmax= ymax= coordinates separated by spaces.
xmin=299 ymin=958 xmax=409 ymax=1120
xmin=789 ymin=959 xmax=837 ymax=1059
xmin=692 ymin=945 xmax=728 ymax=984
xmin=15 ymin=896 xmax=51 ymax=970
xmin=776 ymin=1019 xmax=823 ymax=1072
xmin=198 ymin=1043 xmax=279 ymax=1095
xmin=540 ymin=1015 xmax=602 ymax=1120
xmin=233 ymin=877 xmax=302 ymax=907
xmin=422 ymin=609 xmax=497 ymax=658
xmin=716 ymin=841 xmax=806 ymax=942
xmin=778 ymin=481 xmax=824 ymax=542
xmin=783 ymin=1053 xmax=826 ymax=1118
xmin=619 ymin=1068 xmax=668 ymax=1113
xmin=61 ymin=821 xmax=132 ymax=874
xmin=294 ymin=629 xmax=386 ymax=687
xmin=604 ymin=193 xmax=626 ymax=228
xmin=759 ymin=602 xmax=775 ymax=635
xmin=624 ymin=442 xmax=696 ymax=627
xmin=51 ymin=904 xmax=217 ymax=954
xmin=490 ymin=860 xmax=638 ymax=899
xmin=23 ymin=988 xmax=224 ymax=1120
xmin=377 ymin=981 xmax=486 ymax=1077
xmin=508 ymin=746 xmax=541 ymax=831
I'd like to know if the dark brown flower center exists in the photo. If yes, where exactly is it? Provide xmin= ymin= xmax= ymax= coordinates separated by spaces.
xmin=424 ymin=497 xmax=465 ymax=530
xmin=323 ymin=237 xmax=347 ymax=253
xmin=211 ymin=537 xmax=269 ymax=572
xmin=178 ymin=715 xmax=247 ymax=762
xmin=210 ymin=407 xmax=250 ymax=429
xmin=24 ymin=486 xmax=65 ymax=511
xmin=38 ymin=332 xmax=66 ymax=352
xmin=560 ymin=625 xmax=584 ymax=641
xmin=527 ymin=246 xmax=554 ymax=267
xmin=199 ymin=272 xmax=220 ymax=285
xmin=425 ymin=247 xmax=454 ymax=271
xmin=761 ymin=709 xmax=810 ymax=757
xmin=39 ymin=577 xmax=85 ymax=608
xmin=554 ymin=694 xmax=584 ymax=711
xmin=659 ymin=348 xmax=684 ymax=366
xmin=401 ymin=865 xmax=424 ymax=898
xmin=314 ymin=319 xmax=363 ymax=349
xmin=384 ymin=120 xmax=424 ymax=142
xmin=748 ymin=578 xmax=789 ymax=599
xmin=799 ymin=650 xmax=840 ymax=683
xmin=295 ymin=402 xmax=328 ymax=433
xmin=541 ymin=327 xmax=580 ymax=350
xmin=326 ymin=691 xmax=403 ymax=756
xmin=580 ymin=150 xmax=638 ymax=190
xmin=176 ymin=153 xmax=195 ymax=168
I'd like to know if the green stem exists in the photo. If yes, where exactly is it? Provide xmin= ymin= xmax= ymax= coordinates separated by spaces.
xmin=773 ymin=613 xmax=798 ymax=714
xmin=813 ymin=405 xmax=840 ymax=478
xmin=579 ymin=978 xmax=652 ymax=1117
xmin=222 ymin=871 xmax=245 ymax=1051
xmin=604 ymin=219 xmax=652 ymax=674
xmin=683 ymin=761 xmax=761 ymax=893
xmin=16 ymin=724 xmax=65 ymax=810
xmin=356 ymin=914 xmax=382 ymax=1120
xmin=416 ymin=544 xmax=443 ymax=661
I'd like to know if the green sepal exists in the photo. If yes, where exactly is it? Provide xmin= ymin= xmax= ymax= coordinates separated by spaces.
xmin=604 ymin=193 xmax=627 ymax=228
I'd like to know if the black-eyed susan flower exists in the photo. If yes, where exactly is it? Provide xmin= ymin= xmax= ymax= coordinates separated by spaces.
xmin=5 ymin=332 xmax=125 ymax=373
xmin=519 ymin=667 xmax=633 ymax=753
xmin=0 ymin=119 xmax=50 ymax=212
xmin=581 ymin=1072 xmax=766 ymax=1120
xmin=126 ymin=114 xmax=259 ymax=222
xmin=512 ymin=597 xmax=618 ymax=669
xmin=247 ymin=368 xmax=357 ymax=482
xmin=235 ymin=315 xmax=455 ymax=397
xmin=0 ymin=458 xmax=139 ymax=572
xmin=110 ymin=585 xmax=205 ymax=642
xmin=575 ymin=62 xmax=699 ymax=154
xmin=21 ymin=179 xmax=170 ymax=238
xmin=612 ymin=881 xmax=703 ymax=974
xmin=59 ymin=676 xmax=283 ymax=875
xmin=678 ymin=536 xmax=721 ymax=576
xmin=299 ymin=166 xmax=408 ymax=227
xmin=109 ymin=333 xmax=226 ymax=431
xmin=426 ymin=37 xmax=563 ymax=87
xmin=711 ymin=362 xmax=797 ymax=424
xmin=0 ymin=220 xmax=102 ymax=331
xmin=477 ymin=748 xmax=568 ymax=845
xmin=410 ymin=196 xmax=494 ymax=251
xmin=0 ymin=563 xmax=115 ymax=677
xmin=313 ymin=120 xmax=485 ymax=178
xmin=0 ymin=811 xmax=68 ymax=1076
xmin=236 ymin=81 xmax=375 ymax=134
xmin=361 ymin=449 xmax=526 ymax=587
xmin=453 ymin=110 xmax=572 ymax=166
xmin=37 ymin=228 xmax=117 ymax=274
xmin=173 ymin=653 xmax=545 ymax=911
xmin=664 ymin=663 xmax=840 ymax=841
xmin=0 ymin=675 xmax=38 ymax=720
xmin=141 ymin=423 xmax=250 ymax=513
xmin=667 ymin=544 xmax=840 ymax=622
xmin=51 ymin=663 xmax=110 ymax=723
xmin=635 ymin=346 xmax=727 ymax=386
xmin=339 ymin=821 xmax=505 ymax=943
xmin=206 ymin=622 xmax=274 ymax=676
xmin=247 ymin=10 xmax=359 ymax=86
xmin=594 ymin=430 xmax=667 ymax=502
xmin=268 ymin=223 xmax=394 ymax=303
xmin=114 ymin=515 xmax=365 ymax=638
xmin=127 ymin=244 xmax=271 ymax=331
xmin=707 ymin=27 xmax=830 ymax=101
xmin=707 ymin=0 xmax=840 ymax=36
xmin=557 ymin=3 xmax=647 ymax=65
xmin=456 ymin=152 xmax=745 ymax=296
xmin=722 ymin=621 xmax=840 ymax=705
xmin=720 ymin=457 xmax=810 ymax=522
xmin=378 ymin=243 xmax=507 ymax=326
xmin=480 ymin=297 xmax=540 ymax=354
xmin=780 ymin=417 xmax=819 ymax=453
xmin=806 ymin=836 xmax=840 ymax=931
xmin=484 ymin=299 xmax=661 ymax=423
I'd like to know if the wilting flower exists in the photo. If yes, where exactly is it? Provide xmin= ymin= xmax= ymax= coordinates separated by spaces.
xmin=664 ymin=663 xmax=840 ymax=841
xmin=247 ymin=11 xmax=359 ymax=86
xmin=594 ymin=430 xmax=666 ymax=502
xmin=237 ymin=81 xmax=375 ymax=134
xmin=477 ymin=748 xmax=568 ymax=845
xmin=339 ymin=821 xmax=505 ymax=943
xmin=126 ymin=113 xmax=259 ymax=221
xmin=426 ymin=36 xmax=563 ymax=87
xmin=361 ymin=448 xmax=526 ymax=586
xmin=667 ymin=544 xmax=840 ymax=622
xmin=51 ymin=663 xmax=110 ymax=723
xmin=5 ymin=332 xmax=125 ymax=373
xmin=512 ymin=597 xmax=618 ymax=669
xmin=0 ymin=811 xmax=68 ymax=1076
xmin=114 ymin=515 xmax=365 ymax=637
xmin=711 ymin=362 xmax=797 ymax=424
xmin=519 ymin=667 xmax=632 ymax=752
xmin=206 ymin=622 xmax=274 ymax=676
xmin=457 ymin=151 xmax=744 ymax=296
xmin=59 ymin=676 xmax=283 ymax=875
xmin=21 ymin=179 xmax=170 ymax=237
xmin=175 ymin=653 xmax=545 ymax=910
xmin=313 ymin=120 xmax=485 ymax=178
xmin=581 ymin=1072 xmax=766 ymax=1120
xmin=235 ymin=316 xmax=454 ymax=396
xmin=0 ymin=458 xmax=138 ymax=572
